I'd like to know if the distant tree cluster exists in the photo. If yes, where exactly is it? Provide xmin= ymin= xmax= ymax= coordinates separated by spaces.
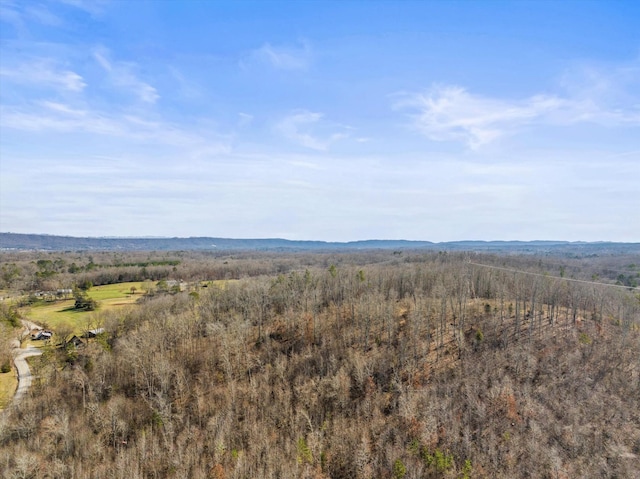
xmin=73 ymin=289 xmax=97 ymax=311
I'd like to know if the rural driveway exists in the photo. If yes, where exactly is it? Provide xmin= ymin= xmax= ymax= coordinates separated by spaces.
xmin=12 ymin=346 xmax=42 ymax=403
xmin=6 ymin=319 xmax=45 ymax=406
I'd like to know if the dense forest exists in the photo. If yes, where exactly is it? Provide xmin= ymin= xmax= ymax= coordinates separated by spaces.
xmin=1 ymin=250 xmax=639 ymax=478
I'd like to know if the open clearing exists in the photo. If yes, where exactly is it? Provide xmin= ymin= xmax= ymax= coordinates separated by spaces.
xmin=22 ymin=282 xmax=144 ymax=333
xmin=0 ymin=370 xmax=17 ymax=410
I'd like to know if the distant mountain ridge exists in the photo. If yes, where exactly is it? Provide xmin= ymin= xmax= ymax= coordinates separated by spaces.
xmin=1 ymin=233 xmax=639 ymax=254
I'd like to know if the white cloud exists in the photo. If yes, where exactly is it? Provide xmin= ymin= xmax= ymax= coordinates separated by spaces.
xmin=556 ymin=58 xmax=640 ymax=125
xmin=238 ymin=112 xmax=254 ymax=127
xmin=0 ymin=0 xmax=103 ymax=31
xmin=40 ymin=101 xmax=86 ymax=116
xmin=93 ymin=48 xmax=159 ymax=104
xmin=0 ymin=60 xmax=86 ymax=92
xmin=395 ymin=85 xmax=567 ymax=148
xmin=561 ymin=58 xmax=640 ymax=100
xmin=396 ymin=62 xmax=640 ymax=149
xmin=0 ymin=1 xmax=62 ymax=30
xmin=249 ymin=41 xmax=311 ymax=70
xmin=276 ymin=110 xmax=348 ymax=150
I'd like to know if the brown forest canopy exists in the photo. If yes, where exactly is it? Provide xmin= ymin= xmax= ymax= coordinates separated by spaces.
xmin=1 ymin=250 xmax=639 ymax=478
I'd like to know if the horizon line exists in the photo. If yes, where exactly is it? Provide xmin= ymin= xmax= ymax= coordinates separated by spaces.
xmin=1 ymin=232 xmax=637 ymax=245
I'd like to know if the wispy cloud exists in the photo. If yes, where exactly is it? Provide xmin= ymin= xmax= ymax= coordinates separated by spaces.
xmin=395 ymin=86 xmax=566 ymax=148
xmin=396 ymin=61 xmax=640 ymax=149
xmin=0 ymin=0 xmax=21 ymax=26
xmin=0 ymin=1 xmax=61 ymax=30
xmin=57 ymin=0 xmax=109 ymax=16
xmin=249 ymin=41 xmax=312 ymax=70
xmin=276 ymin=110 xmax=349 ymax=150
xmin=0 ymin=100 xmax=230 ymax=154
xmin=557 ymin=58 xmax=640 ymax=124
xmin=238 ymin=112 xmax=254 ymax=127
xmin=168 ymin=66 xmax=203 ymax=100
xmin=0 ymin=59 xmax=86 ymax=92
xmin=24 ymin=4 xmax=62 ymax=26
xmin=93 ymin=47 xmax=159 ymax=104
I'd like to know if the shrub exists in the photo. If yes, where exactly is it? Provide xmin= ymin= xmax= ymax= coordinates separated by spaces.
xmin=460 ymin=459 xmax=473 ymax=479
xmin=423 ymin=448 xmax=454 ymax=473
xmin=578 ymin=332 xmax=592 ymax=345
xmin=297 ymin=437 xmax=312 ymax=464
xmin=393 ymin=459 xmax=406 ymax=479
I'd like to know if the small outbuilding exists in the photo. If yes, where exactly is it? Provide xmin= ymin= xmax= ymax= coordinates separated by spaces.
xmin=31 ymin=330 xmax=53 ymax=340
xmin=83 ymin=328 xmax=105 ymax=338
xmin=68 ymin=336 xmax=85 ymax=348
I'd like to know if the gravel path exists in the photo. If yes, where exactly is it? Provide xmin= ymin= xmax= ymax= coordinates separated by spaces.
xmin=12 ymin=346 xmax=42 ymax=403
xmin=5 ymin=320 xmax=45 ymax=407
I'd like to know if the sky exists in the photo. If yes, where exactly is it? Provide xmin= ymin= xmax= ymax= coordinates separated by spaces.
xmin=0 ymin=0 xmax=639 ymax=242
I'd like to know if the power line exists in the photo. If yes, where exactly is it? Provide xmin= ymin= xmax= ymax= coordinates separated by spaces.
xmin=468 ymin=261 xmax=640 ymax=292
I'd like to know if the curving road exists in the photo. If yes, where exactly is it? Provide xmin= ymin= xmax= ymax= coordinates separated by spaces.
xmin=4 ymin=320 xmax=45 ymax=407
xmin=12 ymin=346 xmax=42 ymax=403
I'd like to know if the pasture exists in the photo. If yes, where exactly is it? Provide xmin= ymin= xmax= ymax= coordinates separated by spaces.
xmin=0 ymin=369 xmax=17 ymax=410
xmin=22 ymin=282 xmax=145 ymax=334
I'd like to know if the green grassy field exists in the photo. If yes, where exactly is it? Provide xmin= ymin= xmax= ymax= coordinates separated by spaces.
xmin=83 ymin=282 xmax=145 ymax=304
xmin=22 ymin=282 xmax=145 ymax=334
xmin=0 ymin=290 xmax=20 ymax=304
xmin=0 ymin=369 xmax=17 ymax=410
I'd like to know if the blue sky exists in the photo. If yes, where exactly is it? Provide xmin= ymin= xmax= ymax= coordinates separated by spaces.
xmin=1 ymin=0 xmax=639 ymax=241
